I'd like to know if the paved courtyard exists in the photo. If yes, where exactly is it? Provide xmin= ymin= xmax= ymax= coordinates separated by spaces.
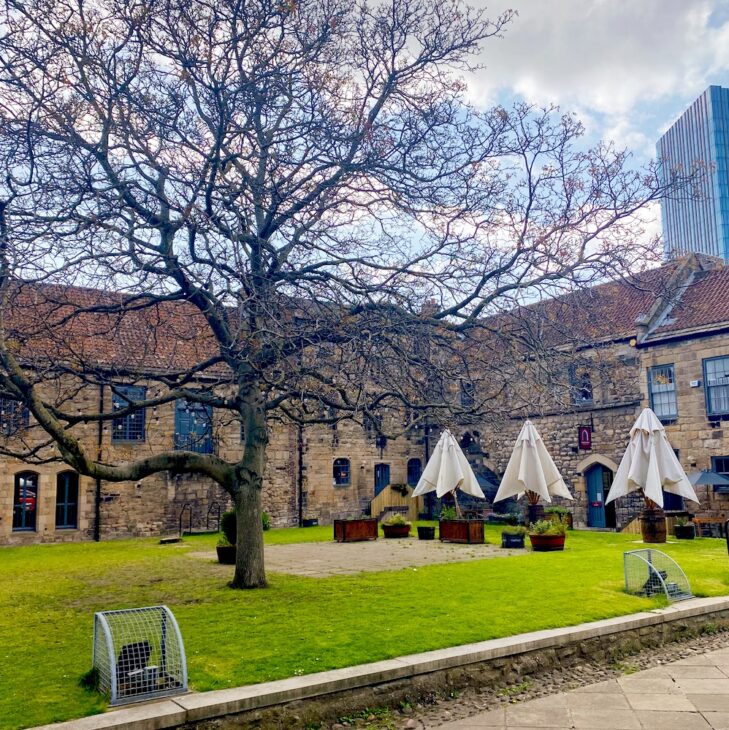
xmin=192 ymin=537 xmax=516 ymax=576
xmin=435 ymin=645 xmax=729 ymax=730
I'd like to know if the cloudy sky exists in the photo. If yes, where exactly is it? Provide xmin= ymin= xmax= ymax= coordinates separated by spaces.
xmin=468 ymin=0 xmax=729 ymax=164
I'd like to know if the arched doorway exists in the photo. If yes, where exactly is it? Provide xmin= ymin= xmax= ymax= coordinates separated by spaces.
xmin=585 ymin=464 xmax=616 ymax=529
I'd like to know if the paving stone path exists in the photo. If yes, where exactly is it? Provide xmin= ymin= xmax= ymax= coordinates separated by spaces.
xmin=429 ymin=646 xmax=729 ymax=729
xmin=191 ymin=537 xmax=518 ymax=576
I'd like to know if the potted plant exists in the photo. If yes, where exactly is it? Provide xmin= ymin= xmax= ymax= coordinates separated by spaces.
xmin=390 ymin=483 xmax=410 ymax=497
xmin=674 ymin=516 xmax=696 ymax=540
xmin=382 ymin=513 xmax=411 ymax=538
xmin=216 ymin=510 xmax=237 ymax=564
xmin=333 ymin=515 xmax=378 ymax=542
xmin=216 ymin=510 xmax=271 ymax=563
xmin=417 ymin=524 xmax=436 ymax=540
xmin=439 ymin=506 xmax=485 ymax=544
xmin=501 ymin=525 xmax=527 ymax=548
xmin=545 ymin=505 xmax=573 ymax=529
xmin=528 ymin=518 xmax=567 ymax=552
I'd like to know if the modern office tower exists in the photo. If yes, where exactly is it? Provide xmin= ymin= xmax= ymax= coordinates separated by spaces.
xmin=657 ymin=85 xmax=729 ymax=260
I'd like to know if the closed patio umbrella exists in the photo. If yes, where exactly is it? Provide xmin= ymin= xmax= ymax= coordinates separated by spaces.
xmin=493 ymin=420 xmax=573 ymax=504
xmin=688 ymin=470 xmax=729 ymax=487
xmin=605 ymin=408 xmax=698 ymax=509
xmin=412 ymin=429 xmax=485 ymax=512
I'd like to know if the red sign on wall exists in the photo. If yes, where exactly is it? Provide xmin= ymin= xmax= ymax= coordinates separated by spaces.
xmin=578 ymin=426 xmax=592 ymax=450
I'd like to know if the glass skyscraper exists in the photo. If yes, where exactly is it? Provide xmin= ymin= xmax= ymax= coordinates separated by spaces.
xmin=657 ymin=85 xmax=729 ymax=260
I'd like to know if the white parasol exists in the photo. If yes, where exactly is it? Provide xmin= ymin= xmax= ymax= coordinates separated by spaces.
xmin=412 ymin=429 xmax=485 ymax=503
xmin=605 ymin=408 xmax=698 ymax=508
xmin=493 ymin=420 xmax=573 ymax=503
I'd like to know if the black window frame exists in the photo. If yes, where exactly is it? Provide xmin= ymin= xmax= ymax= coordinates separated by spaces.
xmin=111 ymin=385 xmax=147 ymax=442
xmin=13 ymin=471 xmax=38 ymax=532
xmin=712 ymin=455 xmax=729 ymax=493
xmin=407 ymin=458 xmax=422 ymax=487
xmin=648 ymin=363 xmax=678 ymax=421
xmin=333 ymin=458 xmax=351 ymax=486
xmin=174 ymin=398 xmax=215 ymax=454
xmin=55 ymin=471 xmax=79 ymax=529
xmin=0 ymin=397 xmax=29 ymax=436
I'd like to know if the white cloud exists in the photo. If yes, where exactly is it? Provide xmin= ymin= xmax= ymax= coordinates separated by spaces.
xmin=465 ymin=0 xmax=729 ymax=159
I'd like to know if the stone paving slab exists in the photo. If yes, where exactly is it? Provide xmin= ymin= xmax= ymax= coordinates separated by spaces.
xmin=435 ymin=644 xmax=729 ymax=729
xmin=192 ymin=537 xmax=518 ymax=576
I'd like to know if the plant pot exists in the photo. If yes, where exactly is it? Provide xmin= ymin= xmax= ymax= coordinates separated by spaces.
xmin=501 ymin=532 xmax=525 ymax=549
xmin=640 ymin=508 xmax=667 ymax=544
xmin=382 ymin=523 xmax=411 ymax=538
xmin=302 ymin=518 xmax=319 ymax=527
xmin=527 ymin=504 xmax=545 ymax=526
xmin=674 ymin=524 xmax=696 ymax=540
xmin=439 ymin=519 xmax=485 ymax=544
xmin=417 ymin=526 xmax=436 ymax=540
xmin=529 ymin=534 xmax=566 ymax=552
xmin=333 ymin=518 xmax=378 ymax=542
xmin=216 ymin=544 xmax=236 ymax=564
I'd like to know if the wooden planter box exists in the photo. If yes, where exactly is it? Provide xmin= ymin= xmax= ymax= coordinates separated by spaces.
xmin=674 ymin=524 xmax=696 ymax=540
xmin=216 ymin=544 xmax=236 ymax=564
xmin=333 ymin=518 xmax=378 ymax=542
xmin=501 ymin=532 xmax=525 ymax=549
xmin=439 ymin=519 xmax=484 ymax=544
xmin=382 ymin=524 xmax=411 ymax=538
xmin=529 ymin=534 xmax=565 ymax=552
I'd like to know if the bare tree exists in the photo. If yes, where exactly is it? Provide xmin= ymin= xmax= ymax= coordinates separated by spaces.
xmin=0 ymin=0 xmax=670 ymax=587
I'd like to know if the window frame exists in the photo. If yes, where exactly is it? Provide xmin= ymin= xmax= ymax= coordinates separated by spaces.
xmin=407 ymin=458 xmax=422 ymax=487
xmin=55 ymin=471 xmax=79 ymax=530
xmin=712 ymin=455 xmax=729 ymax=493
xmin=704 ymin=356 xmax=729 ymax=418
xmin=111 ymin=385 xmax=147 ymax=442
xmin=332 ymin=458 xmax=351 ymax=487
xmin=569 ymin=366 xmax=593 ymax=405
xmin=0 ymin=396 xmax=29 ymax=436
xmin=13 ymin=471 xmax=38 ymax=532
xmin=174 ymin=398 xmax=214 ymax=454
xmin=648 ymin=363 xmax=678 ymax=421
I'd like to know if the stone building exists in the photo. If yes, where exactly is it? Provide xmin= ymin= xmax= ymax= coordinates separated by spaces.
xmin=5 ymin=254 xmax=729 ymax=545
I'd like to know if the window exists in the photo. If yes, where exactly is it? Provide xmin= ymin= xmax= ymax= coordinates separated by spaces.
xmin=174 ymin=399 xmax=214 ymax=453
xmin=0 ymin=397 xmax=29 ymax=436
xmin=111 ymin=385 xmax=146 ymax=442
xmin=13 ymin=471 xmax=38 ymax=531
xmin=705 ymin=356 xmax=729 ymax=417
xmin=460 ymin=380 xmax=476 ymax=408
xmin=570 ymin=366 xmax=593 ymax=404
xmin=407 ymin=458 xmax=422 ymax=487
xmin=648 ymin=364 xmax=678 ymax=420
xmin=55 ymin=472 xmax=78 ymax=529
xmin=333 ymin=458 xmax=350 ymax=486
xmin=713 ymin=456 xmax=729 ymax=493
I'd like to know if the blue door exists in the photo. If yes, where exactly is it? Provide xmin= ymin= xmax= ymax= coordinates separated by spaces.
xmin=586 ymin=465 xmax=606 ymax=528
xmin=374 ymin=463 xmax=390 ymax=496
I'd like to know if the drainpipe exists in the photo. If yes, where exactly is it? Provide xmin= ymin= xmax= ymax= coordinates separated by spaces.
xmin=297 ymin=423 xmax=304 ymax=527
xmin=94 ymin=384 xmax=104 ymax=542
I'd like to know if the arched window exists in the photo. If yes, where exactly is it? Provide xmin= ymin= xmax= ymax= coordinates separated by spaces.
xmin=56 ymin=472 xmax=79 ymax=529
xmin=579 ymin=372 xmax=593 ymax=403
xmin=13 ymin=471 xmax=38 ymax=532
xmin=333 ymin=458 xmax=351 ymax=486
xmin=570 ymin=365 xmax=593 ymax=404
xmin=407 ymin=458 xmax=422 ymax=487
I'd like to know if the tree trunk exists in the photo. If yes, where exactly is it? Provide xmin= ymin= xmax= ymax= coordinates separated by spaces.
xmin=229 ymin=384 xmax=269 ymax=589
xmin=231 ymin=479 xmax=267 ymax=588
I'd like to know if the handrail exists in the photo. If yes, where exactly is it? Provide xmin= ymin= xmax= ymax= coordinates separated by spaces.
xmin=207 ymin=502 xmax=222 ymax=532
xmin=178 ymin=503 xmax=193 ymax=536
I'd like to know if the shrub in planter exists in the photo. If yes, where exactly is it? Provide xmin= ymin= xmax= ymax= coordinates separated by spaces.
xmin=382 ymin=513 xmax=411 ymax=538
xmin=529 ymin=519 xmax=567 ymax=552
xmin=217 ymin=509 xmax=272 ymax=563
xmin=545 ymin=505 xmax=573 ymax=529
xmin=501 ymin=525 xmax=527 ymax=549
xmin=674 ymin=517 xmax=696 ymax=540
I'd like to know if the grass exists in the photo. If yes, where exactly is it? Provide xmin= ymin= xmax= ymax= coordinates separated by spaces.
xmin=2 ymin=526 xmax=729 ymax=728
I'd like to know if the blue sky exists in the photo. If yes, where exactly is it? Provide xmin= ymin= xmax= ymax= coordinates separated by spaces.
xmin=468 ymin=0 xmax=729 ymax=164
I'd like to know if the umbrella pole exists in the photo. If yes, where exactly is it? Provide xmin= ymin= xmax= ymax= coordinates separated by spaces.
xmin=453 ymin=490 xmax=462 ymax=518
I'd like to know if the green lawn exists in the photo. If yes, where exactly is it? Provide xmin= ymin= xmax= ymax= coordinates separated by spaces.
xmin=2 ymin=526 xmax=729 ymax=729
